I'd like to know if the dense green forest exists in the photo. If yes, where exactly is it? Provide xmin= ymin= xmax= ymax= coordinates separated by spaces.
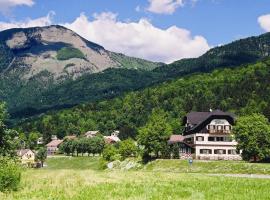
xmin=1 ymin=30 xmax=270 ymax=120
xmin=18 ymin=58 xmax=270 ymax=143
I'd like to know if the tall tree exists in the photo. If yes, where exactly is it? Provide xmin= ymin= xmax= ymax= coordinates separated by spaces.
xmin=28 ymin=131 xmax=40 ymax=150
xmin=0 ymin=102 xmax=18 ymax=156
xmin=234 ymin=114 xmax=270 ymax=161
xmin=137 ymin=109 xmax=172 ymax=160
xmin=36 ymin=147 xmax=47 ymax=167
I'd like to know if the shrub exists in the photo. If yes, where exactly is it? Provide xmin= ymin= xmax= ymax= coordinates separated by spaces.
xmin=0 ymin=157 xmax=21 ymax=192
xmin=102 ymin=145 xmax=119 ymax=161
xmin=118 ymin=139 xmax=138 ymax=160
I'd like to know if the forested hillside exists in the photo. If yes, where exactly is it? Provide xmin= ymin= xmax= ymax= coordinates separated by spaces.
xmin=0 ymin=25 xmax=162 ymax=118
xmin=1 ymin=28 xmax=270 ymax=120
xmin=18 ymin=58 xmax=270 ymax=142
xmin=158 ymin=32 xmax=270 ymax=78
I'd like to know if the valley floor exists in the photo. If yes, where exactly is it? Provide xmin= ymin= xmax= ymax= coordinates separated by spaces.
xmin=1 ymin=157 xmax=270 ymax=200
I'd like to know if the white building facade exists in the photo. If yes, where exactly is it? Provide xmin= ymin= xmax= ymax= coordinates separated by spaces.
xmin=182 ymin=110 xmax=241 ymax=160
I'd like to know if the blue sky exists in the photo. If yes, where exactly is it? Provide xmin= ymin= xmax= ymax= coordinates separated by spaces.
xmin=0 ymin=0 xmax=269 ymax=63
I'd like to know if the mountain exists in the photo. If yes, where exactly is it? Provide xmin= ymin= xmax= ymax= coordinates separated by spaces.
xmin=0 ymin=25 xmax=162 ymax=117
xmin=0 ymin=25 xmax=161 ymax=80
xmin=18 ymin=58 xmax=270 ymax=140
xmin=156 ymin=32 xmax=270 ymax=78
xmin=1 ymin=27 xmax=270 ymax=121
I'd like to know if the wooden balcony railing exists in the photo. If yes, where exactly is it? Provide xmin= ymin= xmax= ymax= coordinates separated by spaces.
xmin=208 ymin=129 xmax=231 ymax=134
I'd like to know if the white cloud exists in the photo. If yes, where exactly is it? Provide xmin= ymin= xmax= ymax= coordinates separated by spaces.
xmin=258 ymin=14 xmax=270 ymax=32
xmin=0 ymin=11 xmax=54 ymax=31
xmin=0 ymin=11 xmax=209 ymax=63
xmin=147 ymin=0 xmax=184 ymax=14
xmin=63 ymin=12 xmax=210 ymax=63
xmin=0 ymin=0 xmax=34 ymax=15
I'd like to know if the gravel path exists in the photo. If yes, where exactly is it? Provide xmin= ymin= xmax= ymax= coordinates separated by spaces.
xmin=210 ymin=173 xmax=270 ymax=179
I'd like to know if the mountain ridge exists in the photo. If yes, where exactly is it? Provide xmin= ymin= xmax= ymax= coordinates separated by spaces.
xmin=1 ymin=26 xmax=270 ymax=121
xmin=0 ymin=25 xmax=162 ymax=80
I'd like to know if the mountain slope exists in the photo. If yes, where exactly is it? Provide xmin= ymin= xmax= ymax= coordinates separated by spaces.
xmin=0 ymin=25 xmax=162 ymax=117
xmin=2 ymin=28 xmax=270 ymax=120
xmin=18 ymin=58 xmax=270 ymax=139
xmin=0 ymin=25 xmax=161 ymax=79
xmin=156 ymin=32 xmax=270 ymax=77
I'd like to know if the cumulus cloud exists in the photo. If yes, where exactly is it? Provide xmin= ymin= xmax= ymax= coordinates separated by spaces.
xmin=147 ymin=0 xmax=184 ymax=14
xmin=258 ymin=14 xmax=270 ymax=32
xmin=0 ymin=0 xmax=34 ymax=15
xmin=63 ymin=12 xmax=210 ymax=63
xmin=0 ymin=11 xmax=53 ymax=31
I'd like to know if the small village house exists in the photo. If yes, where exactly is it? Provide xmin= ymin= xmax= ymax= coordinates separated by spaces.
xmin=46 ymin=139 xmax=63 ymax=155
xmin=85 ymin=131 xmax=99 ymax=138
xmin=64 ymin=135 xmax=77 ymax=140
xmin=170 ymin=110 xmax=242 ymax=160
xmin=104 ymin=130 xmax=121 ymax=144
xmin=17 ymin=149 xmax=35 ymax=167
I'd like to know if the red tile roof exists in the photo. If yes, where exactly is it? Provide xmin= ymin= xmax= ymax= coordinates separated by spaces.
xmin=168 ymin=135 xmax=184 ymax=144
xmin=46 ymin=139 xmax=63 ymax=147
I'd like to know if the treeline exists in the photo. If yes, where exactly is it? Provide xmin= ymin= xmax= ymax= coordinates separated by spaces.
xmin=59 ymin=136 xmax=105 ymax=156
xmin=18 ymin=58 xmax=270 ymax=142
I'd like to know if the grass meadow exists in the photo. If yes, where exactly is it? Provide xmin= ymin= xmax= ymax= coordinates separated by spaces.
xmin=1 ymin=157 xmax=270 ymax=200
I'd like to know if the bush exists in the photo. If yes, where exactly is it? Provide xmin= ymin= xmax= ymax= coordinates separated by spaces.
xmin=102 ymin=145 xmax=119 ymax=161
xmin=118 ymin=139 xmax=138 ymax=160
xmin=0 ymin=157 xmax=21 ymax=192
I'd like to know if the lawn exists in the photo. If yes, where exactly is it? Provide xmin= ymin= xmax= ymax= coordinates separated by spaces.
xmin=146 ymin=159 xmax=270 ymax=174
xmin=1 ymin=157 xmax=270 ymax=200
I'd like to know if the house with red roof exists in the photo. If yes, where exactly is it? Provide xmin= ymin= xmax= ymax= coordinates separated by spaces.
xmin=46 ymin=139 xmax=63 ymax=155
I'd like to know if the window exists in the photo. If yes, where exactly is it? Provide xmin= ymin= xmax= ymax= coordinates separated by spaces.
xmin=214 ymin=149 xmax=226 ymax=154
xmin=200 ymin=149 xmax=212 ymax=154
xmin=196 ymin=136 xmax=204 ymax=141
xmin=217 ymin=125 xmax=223 ymax=130
xmin=216 ymin=137 xmax=224 ymax=142
xmin=208 ymin=137 xmax=215 ymax=141
xmin=185 ymin=137 xmax=194 ymax=144
xmin=228 ymin=149 xmax=237 ymax=155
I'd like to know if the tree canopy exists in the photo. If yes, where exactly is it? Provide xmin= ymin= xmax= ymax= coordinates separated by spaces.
xmin=234 ymin=114 xmax=270 ymax=161
xmin=137 ymin=109 xmax=172 ymax=160
xmin=0 ymin=102 xmax=18 ymax=156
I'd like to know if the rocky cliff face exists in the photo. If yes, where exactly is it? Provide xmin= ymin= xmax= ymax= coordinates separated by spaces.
xmin=0 ymin=25 xmax=160 ymax=80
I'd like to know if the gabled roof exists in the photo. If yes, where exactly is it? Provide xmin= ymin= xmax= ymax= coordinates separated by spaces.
xmin=183 ymin=110 xmax=236 ymax=135
xmin=85 ymin=131 xmax=99 ymax=136
xmin=46 ymin=139 xmax=63 ymax=147
xmin=17 ymin=149 xmax=33 ymax=157
xmin=186 ymin=112 xmax=210 ymax=125
xmin=65 ymin=135 xmax=77 ymax=140
xmin=104 ymin=136 xmax=121 ymax=143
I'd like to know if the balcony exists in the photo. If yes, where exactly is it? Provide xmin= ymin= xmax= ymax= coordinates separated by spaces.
xmin=208 ymin=129 xmax=231 ymax=134
xmin=195 ymin=140 xmax=237 ymax=146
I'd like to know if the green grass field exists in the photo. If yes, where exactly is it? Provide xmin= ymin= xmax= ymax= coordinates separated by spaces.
xmin=146 ymin=159 xmax=270 ymax=174
xmin=1 ymin=157 xmax=270 ymax=200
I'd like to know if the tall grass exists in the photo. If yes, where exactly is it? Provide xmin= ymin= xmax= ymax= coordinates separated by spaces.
xmin=1 ymin=169 xmax=270 ymax=200
xmin=1 ymin=157 xmax=270 ymax=199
